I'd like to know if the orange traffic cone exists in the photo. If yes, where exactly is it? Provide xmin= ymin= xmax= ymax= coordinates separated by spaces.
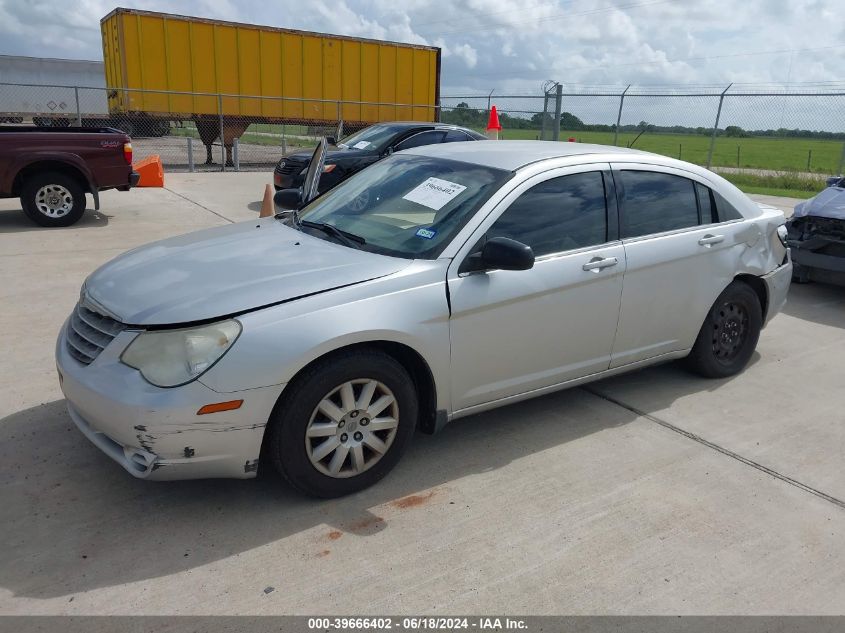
xmin=259 ymin=183 xmax=274 ymax=217
xmin=486 ymin=105 xmax=502 ymax=140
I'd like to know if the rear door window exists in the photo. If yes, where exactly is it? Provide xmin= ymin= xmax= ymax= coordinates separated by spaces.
xmin=620 ymin=171 xmax=699 ymax=238
xmin=443 ymin=130 xmax=472 ymax=143
xmin=395 ymin=131 xmax=446 ymax=151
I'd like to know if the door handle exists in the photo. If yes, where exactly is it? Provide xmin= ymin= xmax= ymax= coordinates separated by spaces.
xmin=582 ymin=256 xmax=618 ymax=272
xmin=698 ymin=234 xmax=725 ymax=246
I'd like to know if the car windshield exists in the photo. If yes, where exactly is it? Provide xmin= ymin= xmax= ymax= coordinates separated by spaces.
xmin=296 ymin=154 xmax=510 ymax=259
xmin=337 ymin=124 xmax=405 ymax=152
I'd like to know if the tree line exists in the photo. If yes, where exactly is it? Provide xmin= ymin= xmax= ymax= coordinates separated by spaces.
xmin=441 ymin=103 xmax=845 ymax=140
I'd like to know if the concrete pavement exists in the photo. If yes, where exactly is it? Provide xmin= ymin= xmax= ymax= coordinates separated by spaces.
xmin=1 ymin=176 xmax=843 ymax=615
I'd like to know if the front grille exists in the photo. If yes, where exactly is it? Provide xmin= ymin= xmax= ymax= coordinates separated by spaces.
xmin=809 ymin=217 xmax=845 ymax=240
xmin=276 ymin=160 xmax=302 ymax=175
xmin=66 ymin=303 xmax=127 ymax=365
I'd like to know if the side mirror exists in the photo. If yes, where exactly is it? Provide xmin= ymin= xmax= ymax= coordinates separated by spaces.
xmin=463 ymin=237 xmax=535 ymax=273
xmin=326 ymin=136 xmax=337 ymax=146
xmin=274 ymin=188 xmax=302 ymax=211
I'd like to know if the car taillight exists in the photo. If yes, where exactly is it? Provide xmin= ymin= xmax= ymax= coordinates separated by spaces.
xmin=123 ymin=142 xmax=133 ymax=165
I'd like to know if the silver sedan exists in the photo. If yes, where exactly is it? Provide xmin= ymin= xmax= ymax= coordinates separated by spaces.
xmin=56 ymin=141 xmax=792 ymax=497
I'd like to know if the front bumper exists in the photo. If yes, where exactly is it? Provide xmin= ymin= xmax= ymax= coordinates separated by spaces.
xmin=56 ymin=319 xmax=284 ymax=480
xmin=761 ymin=256 xmax=793 ymax=325
xmin=787 ymin=236 xmax=845 ymax=285
xmin=273 ymin=169 xmax=300 ymax=191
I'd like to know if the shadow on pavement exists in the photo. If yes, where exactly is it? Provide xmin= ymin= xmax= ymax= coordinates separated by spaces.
xmin=0 ymin=207 xmax=110 ymax=233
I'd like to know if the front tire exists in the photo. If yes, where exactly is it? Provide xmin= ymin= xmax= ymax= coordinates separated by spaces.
xmin=683 ymin=280 xmax=763 ymax=378
xmin=21 ymin=171 xmax=87 ymax=227
xmin=267 ymin=349 xmax=418 ymax=498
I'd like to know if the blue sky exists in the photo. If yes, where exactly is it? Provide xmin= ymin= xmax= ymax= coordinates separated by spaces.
xmin=1 ymin=0 xmax=843 ymax=95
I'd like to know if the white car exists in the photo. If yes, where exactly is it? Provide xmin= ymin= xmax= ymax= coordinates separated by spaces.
xmin=56 ymin=141 xmax=792 ymax=497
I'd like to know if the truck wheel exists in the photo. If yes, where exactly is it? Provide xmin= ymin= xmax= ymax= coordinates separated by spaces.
xmin=21 ymin=172 xmax=87 ymax=227
xmin=682 ymin=280 xmax=762 ymax=379
xmin=267 ymin=349 xmax=417 ymax=498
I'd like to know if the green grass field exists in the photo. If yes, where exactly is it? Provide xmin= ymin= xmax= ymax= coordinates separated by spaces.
xmin=498 ymin=128 xmax=845 ymax=175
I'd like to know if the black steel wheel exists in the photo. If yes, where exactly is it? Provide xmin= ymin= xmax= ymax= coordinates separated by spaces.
xmin=683 ymin=281 xmax=762 ymax=378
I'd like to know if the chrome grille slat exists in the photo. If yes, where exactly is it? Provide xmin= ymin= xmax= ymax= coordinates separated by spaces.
xmin=76 ymin=305 xmax=125 ymax=337
xmin=69 ymin=311 xmax=110 ymax=349
xmin=65 ymin=302 xmax=127 ymax=366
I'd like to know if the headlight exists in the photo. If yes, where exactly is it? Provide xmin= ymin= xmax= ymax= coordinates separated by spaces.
xmin=120 ymin=319 xmax=241 ymax=388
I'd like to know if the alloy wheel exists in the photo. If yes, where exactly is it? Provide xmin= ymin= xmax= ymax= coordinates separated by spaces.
xmin=35 ymin=184 xmax=74 ymax=218
xmin=305 ymin=379 xmax=399 ymax=478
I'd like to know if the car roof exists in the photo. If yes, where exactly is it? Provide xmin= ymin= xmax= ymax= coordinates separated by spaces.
xmin=401 ymin=140 xmax=653 ymax=171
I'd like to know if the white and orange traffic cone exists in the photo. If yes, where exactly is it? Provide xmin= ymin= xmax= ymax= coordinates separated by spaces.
xmin=486 ymin=105 xmax=502 ymax=140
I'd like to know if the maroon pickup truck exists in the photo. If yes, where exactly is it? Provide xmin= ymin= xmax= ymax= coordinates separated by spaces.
xmin=0 ymin=127 xmax=139 ymax=227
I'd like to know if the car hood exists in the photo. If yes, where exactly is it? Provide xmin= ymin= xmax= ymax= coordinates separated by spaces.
xmin=84 ymin=219 xmax=411 ymax=326
xmin=792 ymin=186 xmax=845 ymax=221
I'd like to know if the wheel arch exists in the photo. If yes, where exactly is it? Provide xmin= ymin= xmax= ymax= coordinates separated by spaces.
xmin=13 ymin=159 xmax=92 ymax=197
xmin=734 ymin=273 xmax=768 ymax=319
xmin=264 ymin=340 xmax=440 ymax=445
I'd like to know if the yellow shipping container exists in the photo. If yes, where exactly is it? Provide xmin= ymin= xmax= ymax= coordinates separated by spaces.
xmin=100 ymin=8 xmax=441 ymax=124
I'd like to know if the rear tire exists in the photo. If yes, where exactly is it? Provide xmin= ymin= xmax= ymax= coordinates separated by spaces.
xmin=267 ymin=349 xmax=418 ymax=498
xmin=683 ymin=280 xmax=762 ymax=379
xmin=21 ymin=171 xmax=87 ymax=227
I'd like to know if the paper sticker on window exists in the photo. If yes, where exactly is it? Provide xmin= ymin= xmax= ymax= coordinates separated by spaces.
xmin=416 ymin=227 xmax=437 ymax=239
xmin=353 ymin=141 xmax=371 ymax=149
xmin=402 ymin=177 xmax=467 ymax=211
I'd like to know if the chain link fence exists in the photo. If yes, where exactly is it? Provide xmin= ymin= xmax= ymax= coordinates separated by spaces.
xmin=0 ymin=83 xmax=437 ymax=172
xmin=3 ymin=82 xmax=845 ymax=181
xmin=441 ymin=85 xmax=845 ymax=183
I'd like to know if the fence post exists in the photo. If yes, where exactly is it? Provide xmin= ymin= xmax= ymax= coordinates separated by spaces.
xmin=486 ymin=89 xmax=494 ymax=119
xmin=838 ymin=142 xmax=845 ymax=176
xmin=707 ymin=83 xmax=732 ymax=169
xmin=552 ymin=84 xmax=562 ymax=142
xmin=187 ymin=136 xmax=194 ymax=172
xmin=613 ymin=85 xmax=630 ymax=147
xmin=336 ymin=100 xmax=343 ymax=138
xmin=806 ymin=149 xmax=812 ymax=172
xmin=233 ymin=138 xmax=240 ymax=171
xmin=282 ymin=124 xmax=287 ymax=155
xmin=541 ymin=92 xmax=550 ymax=141
xmin=218 ymin=93 xmax=225 ymax=172
xmin=74 ymin=87 xmax=82 ymax=127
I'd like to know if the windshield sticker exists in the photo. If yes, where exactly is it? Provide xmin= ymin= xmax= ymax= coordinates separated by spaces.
xmin=415 ymin=227 xmax=437 ymax=239
xmin=402 ymin=177 xmax=467 ymax=211
xmin=352 ymin=141 xmax=371 ymax=149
